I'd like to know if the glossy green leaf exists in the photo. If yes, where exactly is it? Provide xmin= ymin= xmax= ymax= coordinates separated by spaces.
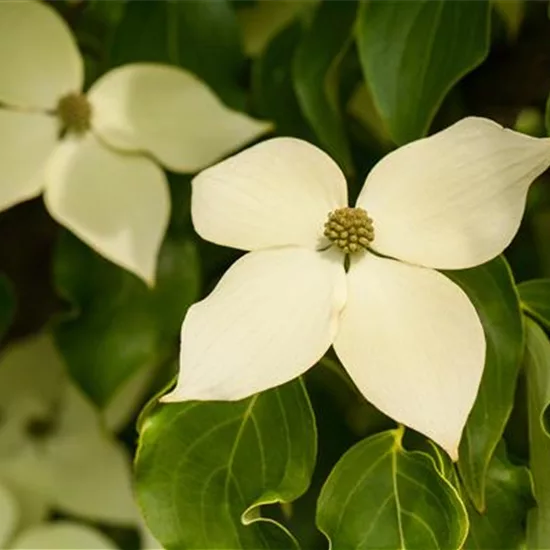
xmin=0 ymin=275 xmax=14 ymax=343
xmin=524 ymin=317 xmax=550 ymax=548
xmin=110 ymin=0 xmax=245 ymax=107
xmin=292 ymin=0 xmax=356 ymax=172
xmin=316 ymin=428 xmax=468 ymax=549
xmin=414 ymin=439 xmax=458 ymax=484
xmin=464 ymin=443 xmax=533 ymax=549
xmin=520 ymin=279 xmax=550 ymax=331
xmin=444 ymin=257 xmax=523 ymax=511
xmin=356 ymin=0 xmax=490 ymax=144
xmin=135 ymin=380 xmax=316 ymax=549
xmin=252 ymin=23 xmax=315 ymax=140
xmin=53 ymin=230 xmax=200 ymax=407
xmin=415 ymin=437 xmax=532 ymax=549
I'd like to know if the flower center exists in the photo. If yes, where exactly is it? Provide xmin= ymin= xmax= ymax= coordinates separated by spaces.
xmin=25 ymin=415 xmax=57 ymax=441
xmin=56 ymin=92 xmax=92 ymax=135
xmin=324 ymin=207 xmax=374 ymax=254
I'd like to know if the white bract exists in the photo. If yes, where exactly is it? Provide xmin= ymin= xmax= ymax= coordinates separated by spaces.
xmin=0 ymin=481 xmax=18 ymax=547
xmin=1 ymin=480 xmax=118 ymax=549
xmin=9 ymin=521 xmax=118 ymax=549
xmin=0 ymin=0 xmax=270 ymax=284
xmin=163 ymin=117 xmax=550 ymax=459
xmin=0 ymin=487 xmax=118 ymax=550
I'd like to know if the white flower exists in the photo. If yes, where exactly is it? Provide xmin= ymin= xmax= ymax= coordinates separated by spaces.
xmin=1 ymin=479 xmax=117 ymax=548
xmin=0 ymin=334 xmax=160 ymax=547
xmin=0 ymin=0 xmax=270 ymax=284
xmin=0 ymin=489 xmax=118 ymax=550
xmin=163 ymin=117 xmax=550 ymax=459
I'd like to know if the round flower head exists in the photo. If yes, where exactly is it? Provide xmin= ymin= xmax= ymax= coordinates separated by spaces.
xmin=163 ymin=117 xmax=550 ymax=460
xmin=0 ymin=0 xmax=270 ymax=284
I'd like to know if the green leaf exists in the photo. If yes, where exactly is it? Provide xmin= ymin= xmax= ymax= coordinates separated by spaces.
xmin=444 ymin=257 xmax=523 ymax=511
xmin=316 ymin=428 xmax=468 ymax=549
xmin=524 ymin=317 xmax=550 ymax=548
xmin=237 ymin=0 xmax=313 ymax=58
xmin=53 ymin=230 xmax=200 ymax=407
xmin=464 ymin=443 xmax=533 ymax=549
xmin=252 ymin=23 xmax=315 ymax=141
xmin=356 ymin=0 xmax=490 ymax=144
xmin=413 ymin=436 xmax=532 ymax=549
xmin=85 ymin=0 xmax=127 ymax=27
xmin=135 ymin=380 xmax=316 ymax=549
xmin=292 ymin=0 xmax=356 ymax=172
xmin=0 ymin=275 xmax=15 ymax=343
xmin=520 ymin=279 xmax=550 ymax=331
xmin=492 ymin=0 xmax=525 ymax=42
xmin=110 ymin=0 xmax=245 ymax=108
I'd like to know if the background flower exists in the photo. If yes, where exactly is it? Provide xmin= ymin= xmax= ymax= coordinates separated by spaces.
xmin=0 ymin=0 xmax=270 ymax=284
xmin=0 ymin=333 xmax=159 ymax=548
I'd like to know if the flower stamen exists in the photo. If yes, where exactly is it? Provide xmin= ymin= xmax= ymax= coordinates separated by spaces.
xmin=324 ymin=207 xmax=374 ymax=254
xmin=57 ymin=92 xmax=92 ymax=135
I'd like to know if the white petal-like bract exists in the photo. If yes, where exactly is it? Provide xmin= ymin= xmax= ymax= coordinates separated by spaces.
xmin=89 ymin=63 xmax=271 ymax=173
xmin=192 ymin=138 xmax=348 ymax=251
xmin=333 ymin=253 xmax=485 ymax=459
xmin=0 ymin=110 xmax=56 ymax=212
xmin=46 ymin=385 xmax=138 ymax=525
xmin=0 ymin=482 xmax=18 ymax=549
xmin=11 ymin=522 xmax=117 ymax=549
xmin=163 ymin=247 xmax=346 ymax=402
xmin=43 ymin=134 xmax=170 ymax=285
xmin=358 ymin=117 xmax=550 ymax=269
xmin=0 ymin=0 xmax=83 ymax=109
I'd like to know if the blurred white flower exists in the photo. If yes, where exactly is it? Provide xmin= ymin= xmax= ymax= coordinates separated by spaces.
xmin=0 ymin=0 xmax=270 ymax=284
xmin=163 ymin=117 xmax=550 ymax=459
xmin=0 ymin=485 xmax=117 ymax=550
xmin=10 ymin=522 xmax=116 ymax=549
xmin=0 ymin=334 xmax=161 ymax=548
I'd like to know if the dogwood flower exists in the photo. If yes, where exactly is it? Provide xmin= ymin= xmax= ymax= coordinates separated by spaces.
xmin=163 ymin=117 xmax=550 ymax=459
xmin=0 ymin=0 xmax=269 ymax=284
xmin=0 ymin=334 xmax=159 ymax=547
